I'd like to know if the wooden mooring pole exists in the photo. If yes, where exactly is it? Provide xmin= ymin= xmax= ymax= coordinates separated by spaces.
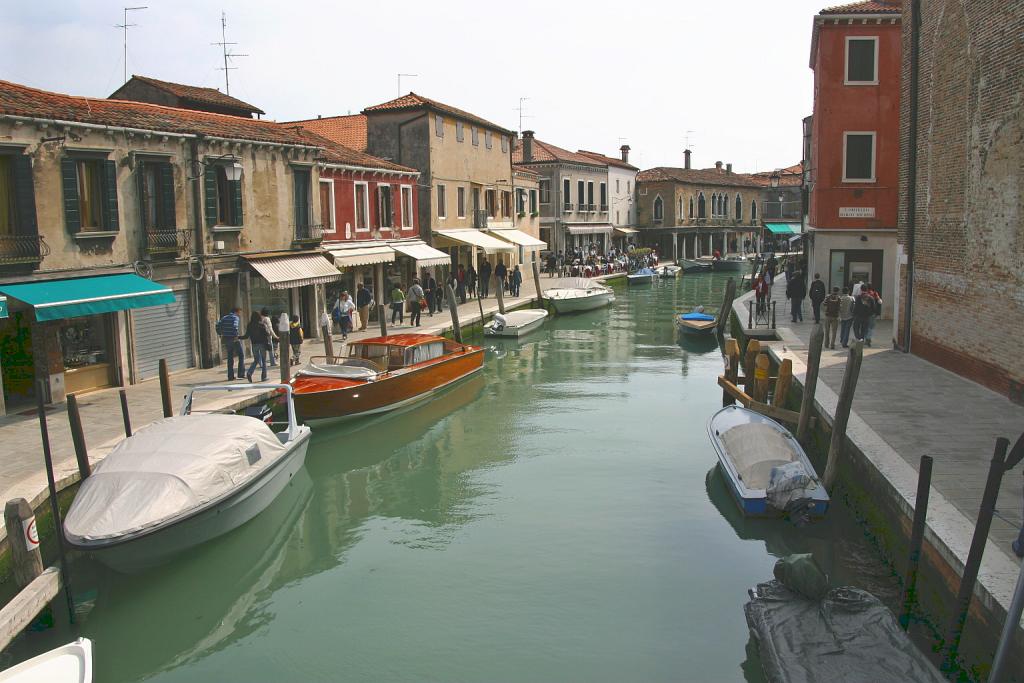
xmin=532 ymin=260 xmax=543 ymax=307
xmin=796 ymin=324 xmax=825 ymax=443
xmin=65 ymin=394 xmax=91 ymax=480
xmin=119 ymin=388 xmax=132 ymax=437
xmin=4 ymin=498 xmax=43 ymax=590
xmin=722 ymin=338 xmax=740 ymax=407
xmin=446 ymin=285 xmax=463 ymax=343
xmin=495 ymin=280 xmax=506 ymax=315
xmin=773 ymin=358 xmax=793 ymax=408
xmin=899 ymin=454 xmax=933 ymax=631
xmin=322 ymin=324 xmax=335 ymax=363
xmin=716 ymin=277 xmax=736 ymax=334
xmin=279 ymin=329 xmax=290 ymax=384
xmin=158 ymin=358 xmax=173 ymax=418
xmin=742 ymin=340 xmax=761 ymax=395
xmin=378 ymin=303 xmax=388 ymax=337
xmin=822 ymin=340 xmax=863 ymax=489
xmin=752 ymin=354 xmax=771 ymax=404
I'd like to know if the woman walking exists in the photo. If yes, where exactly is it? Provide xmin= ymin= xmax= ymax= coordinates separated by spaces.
xmin=390 ymin=282 xmax=406 ymax=325
xmin=333 ymin=291 xmax=355 ymax=340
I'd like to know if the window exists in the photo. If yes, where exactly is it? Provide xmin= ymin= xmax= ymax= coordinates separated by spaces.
xmin=722 ymin=193 xmax=728 ymax=218
xmin=319 ymin=179 xmax=335 ymax=233
xmin=653 ymin=196 xmax=664 ymax=220
xmin=539 ymin=179 xmax=550 ymax=204
xmin=471 ymin=127 xmax=479 ymax=146
xmin=200 ymin=161 xmax=242 ymax=228
xmin=0 ymin=154 xmax=37 ymax=239
xmin=689 ymin=197 xmax=694 ymax=219
xmin=735 ymin=194 xmax=742 ymax=221
xmin=401 ymin=185 xmax=413 ymax=229
xmin=678 ymin=196 xmax=683 ymax=217
xmin=437 ymin=184 xmax=447 ymax=218
xmin=77 ymin=160 xmax=105 ymax=229
xmin=485 ymin=131 xmax=493 ymax=149
xmin=456 ymin=121 xmax=464 ymax=142
xmin=138 ymin=160 xmax=175 ymax=231
xmin=843 ymin=132 xmax=876 ymax=182
xmin=599 ymin=182 xmax=607 ymax=209
xmin=563 ymin=178 xmax=571 ymax=210
xmin=577 ymin=180 xmax=585 ymax=210
xmin=697 ymin=192 xmax=706 ymax=219
xmin=435 ymin=115 xmax=444 ymax=137
xmin=354 ymin=182 xmax=369 ymax=231
xmin=587 ymin=181 xmax=594 ymax=210
xmin=615 ymin=179 xmax=620 ymax=193
xmin=751 ymin=199 xmax=757 ymax=221
xmin=846 ymin=37 xmax=878 ymax=84
xmin=485 ymin=189 xmax=496 ymax=218
xmin=502 ymin=191 xmax=511 ymax=218
xmin=61 ymin=157 xmax=119 ymax=233
xmin=529 ymin=189 xmax=537 ymax=213
xmin=377 ymin=184 xmax=393 ymax=228
xmin=516 ymin=188 xmax=525 ymax=213
xmin=457 ymin=187 xmax=466 ymax=218
xmin=616 ymin=210 xmax=620 ymax=224
xmin=293 ymin=168 xmax=311 ymax=230
xmin=501 ymin=136 xmax=508 ymax=153
xmin=627 ymin=180 xmax=631 ymax=194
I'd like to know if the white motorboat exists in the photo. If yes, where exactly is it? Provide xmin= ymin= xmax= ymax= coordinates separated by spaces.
xmin=0 ymin=638 xmax=92 ymax=682
xmin=680 ymin=258 xmax=713 ymax=273
xmin=63 ymin=384 xmax=311 ymax=573
xmin=484 ymin=309 xmax=549 ymax=337
xmin=543 ymin=278 xmax=616 ymax=313
xmin=658 ymin=265 xmax=682 ymax=278
xmin=626 ymin=267 xmax=657 ymax=285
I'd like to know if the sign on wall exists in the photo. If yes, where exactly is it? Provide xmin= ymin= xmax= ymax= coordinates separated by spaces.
xmin=839 ymin=207 xmax=876 ymax=218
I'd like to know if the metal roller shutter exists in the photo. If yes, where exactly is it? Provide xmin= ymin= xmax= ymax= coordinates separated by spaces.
xmin=133 ymin=290 xmax=194 ymax=380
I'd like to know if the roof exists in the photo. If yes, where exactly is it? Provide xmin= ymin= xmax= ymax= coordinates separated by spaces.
xmin=576 ymin=149 xmax=638 ymax=171
xmin=819 ymin=0 xmax=901 ymax=15
xmin=282 ymin=114 xmax=367 ymax=151
xmin=117 ymin=75 xmax=265 ymax=115
xmin=749 ymin=163 xmax=804 ymax=188
xmin=357 ymin=334 xmax=450 ymax=347
xmin=512 ymin=137 xmax=605 ymax=167
xmin=362 ymin=93 xmax=515 ymax=136
xmin=0 ymin=79 xmax=314 ymax=146
xmin=513 ymin=166 xmax=540 ymax=178
xmin=288 ymin=127 xmax=416 ymax=174
xmin=636 ymin=166 xmax=760 ymax=188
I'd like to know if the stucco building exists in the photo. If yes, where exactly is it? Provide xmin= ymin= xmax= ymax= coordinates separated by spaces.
xmin=577 ymin=147 xmax=639 ymax=248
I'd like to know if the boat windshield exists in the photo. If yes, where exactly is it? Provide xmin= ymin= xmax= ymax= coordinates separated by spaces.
xmin=348 ymin=344 xmax=389 ymax=366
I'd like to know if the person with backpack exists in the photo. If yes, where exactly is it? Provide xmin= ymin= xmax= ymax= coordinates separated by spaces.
xmin=479 ymin=259 xmax=492 ymax=298
xmin=823 ymin=287 xmax=842 ymax=350
xmin=864 ymin=283 xmax=883 ymax=347
xmin=852 ymin=291 xmax=876 ymax=343
xmin=808 ymin=273 xmax=826 ymax=324
xmin=839 ymin=286 xmax=856 ymax=348
xmin=356 ymin=283 xmax=373 ymax=331
xmin=240 ymin=311 xmax=270 ymax=382
xmin=494 ymin=259 xmax=508 ymax=294
xmin=333 ymin=291 xmax=355 ymax=340
xmin=407 ymin=279 xmax=425 ymax=327
xmin=216 ymin=307 xmax=245 ymax=381
xmin=258 ymin=308 xmax=277 ymax=367
xmin=288 ymin=315 xmax=304 ymax=365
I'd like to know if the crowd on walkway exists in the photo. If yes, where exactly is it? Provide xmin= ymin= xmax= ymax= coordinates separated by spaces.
xmin=544 ymin=244 xmax=653 ymax=278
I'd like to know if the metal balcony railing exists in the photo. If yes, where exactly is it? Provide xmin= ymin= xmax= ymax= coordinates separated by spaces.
xmin=563 ymin=202 xmax=574 ymax=213
xmin=293 ymin=223 xmax=324 ymax=244
xmin=472 ymin=210 xmax=489 ymax=229
xmin=0 ymin=234 xmax=49 ymax=266
xmin=599 ymin=204 xmax=609 ymax=212
xmin=144 ymin=228 xmax=191 ymax=257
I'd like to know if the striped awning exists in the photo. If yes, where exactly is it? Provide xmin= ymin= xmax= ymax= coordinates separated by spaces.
xmin=433 ymin=229 xmax=514 ymax=254
xmin=326 ymin=244 xmax=396 ymax=268
xmin=245 ymin=253 xmax=342 ymax=290
xmin=390 ymin=240 xmax=451 ymax=267
xmin=486 ymin=229 xmax=547 ymax=249
xmin=614 ymin=227 xmax=639 ymax=235
xmin=565 ymin=224 xmax=614 ymax=236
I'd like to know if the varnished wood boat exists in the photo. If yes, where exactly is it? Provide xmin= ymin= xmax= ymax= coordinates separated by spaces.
xmin=290 ymin=334 xmax=484 ymax=423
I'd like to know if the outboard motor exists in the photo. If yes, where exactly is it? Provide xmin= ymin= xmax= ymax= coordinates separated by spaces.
xmin=766 ymin=461 xmax=819 ymax=526
xmin=491 ymin=313 xmax=507 ymax=332
xmin=244 ymin=403 xmax=274 ymax=425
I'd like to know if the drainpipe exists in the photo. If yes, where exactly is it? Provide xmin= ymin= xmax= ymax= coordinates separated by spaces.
xmin=189 ymin=136 xmax=213 ymax=368
xmin=901 ymin=0 xmax=921 ymax=352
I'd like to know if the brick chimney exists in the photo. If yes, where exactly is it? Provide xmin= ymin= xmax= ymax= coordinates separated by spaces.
xmin=726 ymin=163 xmax=733 ymax=174
xmin=684 ymin=149 xmax=692 ymax=169
xmin=620 ymin=144 xmax=630 ymax=163
xmin=715 ymin=161 xmax=723 ymax=172
xmin=522 ymin=130 xmax=534 ymax=163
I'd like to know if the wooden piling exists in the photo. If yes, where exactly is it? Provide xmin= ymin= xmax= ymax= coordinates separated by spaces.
xmin=476 ymin=286 xmax=485 ymax=327
xmin=796 ymin=324 xmax=825 ymax=443
xmin=4 ymin=498 xmax=43 ymax=590
xmin=322 ymin=324 xmax=335 ymax=363
xmin=742 ymin=340 xmax=761 ymax=394
xmin=65 ymin=393 xmax=91 ymax=480
xmin=446 ymin=285 xmax=463 ymax=343
xmin=822 ymin=340 xmax=864 ymax=489
xmin=723 ymin=338 xmax=740 ymax=407
xmin=279 ymin=329 xmax=290 ymax=384
xmin=378 ymin=303 xmax=387 ymax=337
xmin=118 ymin=388 xmax=132 ymax=437
xmin=752 ymin=353 xmax=771 ymax=404
xmin=495 ymin=280 xmax=506 ymax=315
xmin=532 ymin=260 xmax=543 ymax=307
xmin=899 ymin=455 xmax=934 ymax=631
xmin=716 ymin=277 xmax=736 ymax=334
xmin=158 ymin=358 xmax=173 ymax=418
xmin=773 ymin=358 xmax=793 ymax=408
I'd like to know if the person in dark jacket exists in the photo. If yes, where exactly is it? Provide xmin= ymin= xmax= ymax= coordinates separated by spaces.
xmin=288 ymin=314 xmax=303 ymax=365
xmin=786 ymin=271 xmax=806 ymax=323
xmin=808 ymin=273 xmax=826 ymax=323
xmin=217 ymin=307 xmax=245 ymax=380
xmin=466 ymin=264 xmax=477 ymax=298
xmin=241 ymin=311 xmax=269 ymax=382
xmin=852 ymin=291 xmax=876 ymax=342
xmin=479 ymin=260 xmax=492 ymax=298
xmin=423 ymin=274 xmax=438 ymax=316
xmin=510 ymin=265 xmax=523 ymax=297
xmin=494 ymin=260 xmax=508 ymax=293
xmin=456 ymin=265 xmax=467 ymax=303
xmin=356 ymin=282 xmax=373 ymax=331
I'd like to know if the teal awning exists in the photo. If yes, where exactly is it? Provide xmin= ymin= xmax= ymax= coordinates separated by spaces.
xmin=0 ymin=296 xmax=7 ymax=319
xmin=764 ymin=223 xmax=800 ymax=234
xmin=0 ymin=274 xmax=175 ymax=322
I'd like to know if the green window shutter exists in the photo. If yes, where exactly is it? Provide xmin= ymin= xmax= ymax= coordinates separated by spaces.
xmin=203 ymin=165 xmax=218 ymax=227
xmin=136 ymin=159 xmax=148 ymax=228
xmin=60 ymin=157 xmax=81 ymax=234
xmin=102 ymin=159 xmax=120 ymax=231
xmin=158 ymin=162 xmax=176 ymax=228
xmin=293 ymin=170 xmax=309 ymax=228
xmin=12 ymin=155 xmax=38 ymax=237
xmin=230 ymin=179 xmax=243 ymax=226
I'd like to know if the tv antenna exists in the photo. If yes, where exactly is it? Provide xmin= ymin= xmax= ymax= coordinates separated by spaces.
xmin=514 ymin=97 xmax=531 ymax=134
xmin=684 ymin=130 xmax=696 ymax=150
xmin=115 ymin=6 xmax=147 ymax=83
xmin=397 ymin=73 xmax=418 ymax=97
xmin=212 ymin=11 xmax=248 ymax=95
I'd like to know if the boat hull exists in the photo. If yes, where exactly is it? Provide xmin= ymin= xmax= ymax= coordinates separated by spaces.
xmin=677 ymin=319 xmax=717 ymax=335
xmin=484 ymin=310 xmax=548 ymax=337
xmin=548 ymin=291 xmax=615 ymax=313
xmin=658 ymin=266 xmax=682 ymax=279
xmin=72 ymin=430 xmax=311 ymax=573
xmin=0 ymin=638 xmax=92 ymax=683
xmin=679 ymin=259 xmax=712 ymax=272
xmin=627 ymin=273 xmax=656 ymax=285
xmin=712 ymin=259 xmax=746 ymax=272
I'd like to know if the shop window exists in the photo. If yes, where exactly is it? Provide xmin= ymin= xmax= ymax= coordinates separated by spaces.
xmin=60 ymin=316 xmax=114 ymax=394
xmin=61 ymin=156 xmax=119 ymax=233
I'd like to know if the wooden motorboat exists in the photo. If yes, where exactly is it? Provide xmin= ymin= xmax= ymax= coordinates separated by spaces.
xmin=679 ymin=258 xmax=712 ymax=273
xmin=658 ymin=264 xmax=682 ymax=278
xmin=0 ymin=638 xmax=92 ymax=682
xmin=484 ymin=309 xmax=548 ymax=337
xmin=627 ymin=267 xmax=657 ymax=285
xmin=63 ymin=384 xmax=310 ymax=573
xmin=707 ymin=405 xmax=829 ymax=519
xmin=290 ymin=334 xmax=483 ymax=423
xmin=676 ymin=311 xmax=717 ymax=335
xmin=543 ymin=278 xmax=616 ymax=313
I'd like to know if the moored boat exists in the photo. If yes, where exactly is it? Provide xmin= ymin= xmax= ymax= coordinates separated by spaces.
xmin=291 ymin=334 xmax=483 ymax=423
xmin=711 ymin=255 xmax=747 ymax=271
xmin=626 ymin=267 xmax=657 ymax=285
xmin=0 ymin=638 xmax=92 ymax=682
xmin=658 ymin=264 xmax=682 ymax=278
xmin=63 ymin=384 xmax=310 ymax=573
xmin=543 ymin=278 xmax=616 ymax=313
xmin=676 ymin=311 xmax=717 ymax=335
xmin=484 ymin=309 xmax=548 ymax=337
xmin=679 ymin=258 xmax=713 ymax=273
xmin=707 ymin=405 xmax=829 ymax=520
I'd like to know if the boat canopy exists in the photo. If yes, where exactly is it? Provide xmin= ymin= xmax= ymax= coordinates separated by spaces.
xmin=64 ymin=414 xmax=288 ymax=542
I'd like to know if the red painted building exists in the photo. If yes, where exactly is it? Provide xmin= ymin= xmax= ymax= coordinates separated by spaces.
xmin=807 ymin=0 xmax=901 ymax=319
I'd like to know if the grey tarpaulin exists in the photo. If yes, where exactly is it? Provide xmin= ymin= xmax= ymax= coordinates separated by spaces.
xmin=744 ymin=581 xmax=945 ymax=683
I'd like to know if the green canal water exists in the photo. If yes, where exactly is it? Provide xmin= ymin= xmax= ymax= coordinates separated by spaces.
xmin=7 ymin=273 xmax=901 ymax=682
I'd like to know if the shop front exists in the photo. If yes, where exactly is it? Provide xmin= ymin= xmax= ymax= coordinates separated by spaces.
xmin=433 ymin=229 xmax=515 ymax=276
xmin=325 ymin=242 xmax=398 ymax=311
xmin=565 ymin=223 xmax=614 ymax=255
xmin=390 ymin=239 xmax=451 ymax=286
xmin=244 ymin=252 xmax=343 ymax=339
xmin=486 ymin=229 xmax=547 ymax=270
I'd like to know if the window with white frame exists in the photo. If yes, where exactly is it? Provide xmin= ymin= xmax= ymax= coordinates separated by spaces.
xmin=615 ymin=178 xmax=620 ymax=193
xmin=435 ymin=115 xmax=444 ymax=137
xmin=599 ymin=182 xmax=606 ymax=209
xmin=578 ymin=180 xmax=586 ymax=210
xmin=845 ymin=37 xmax=878 ymax=85
xmin=698 ymin=192 xmax=706 ymax=219
xmin=627 ymin=180 xmax=631 ymax=194
xmin=516 ymin=188 xmax=525 ymax=213
xmin=354 ymin=181 xmax=369 ymax=232
xmin=689 ymin=196 xmax=694 ymax=219
xmin=529 ymin=189 xmax=537 ymax=213
xmin=457 ymin=186 xmax=466 ymax=218
xmin=751 ymin=199 xmax=757 ymax=221
xmin=319 ymin=179 xmax=335 ymax=233
xmin=563 ymin=178 xmax=571 ymax=210
xmin=456 ymin=121 xmax=464 ymax=142
xmin=401 ymin=185 xmax=413 ymax=229
xmin=735 ymin=194 xmax=742 ymax=220
xmin=437 ymin=184 xmax=447 ymax=218
xmin=378 ymin=185 xmax=393 ymax=228
xmin=843 ymin=132 xmax=876 ymax=182
xmin=587 ymin=181 xmax=594 ymax=210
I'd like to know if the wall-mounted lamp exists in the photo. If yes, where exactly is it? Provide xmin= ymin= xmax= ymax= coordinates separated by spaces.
xmin=860 ymin=235 xmax=868 ymax=242
xmin=187 ymin=154 xmax=243 ymax=181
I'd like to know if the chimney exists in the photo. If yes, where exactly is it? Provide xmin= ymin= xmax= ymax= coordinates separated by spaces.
xmin=522 ymin=130 xmax=534 ymax=163
xmin=726 ymin=163 xmax=733 ymax=174
xmin=715 ymin=161 xmax=723 ymax=172
xmin=684 ymin=149 xmax=692 ymax=169
xmin=620 ymin=144 xmax=631 ymax=163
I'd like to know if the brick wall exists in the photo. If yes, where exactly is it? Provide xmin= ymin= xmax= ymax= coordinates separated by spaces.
xmin=898 ymin=0 xmax=1024 ymax=402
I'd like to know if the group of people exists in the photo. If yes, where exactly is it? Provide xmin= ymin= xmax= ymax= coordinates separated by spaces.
xmin=777 ymin=268 xmax=883 ymax=348
xmin=545 ymin=246 xmax=642 ymax=278
xmin=216 ymin=307 xmax=304 ymax=382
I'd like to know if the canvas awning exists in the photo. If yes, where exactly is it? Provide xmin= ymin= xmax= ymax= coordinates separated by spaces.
xmin=326 ymin=244 xmax=396 ymax=268
xmin=764 ymin=223 xmax=800 ymax=234
xmin=245 ymin=253 xmax=342 ymax=290
xmin=614 ymin=227 xmax=639 ymax=235
xmin=565 ymin=224 xmax=614 ymax=236
xmin=0 ymin=274 xmax=175 ymax=322
xmin=433 ymin=229 xmax=514 ymax=254
xmin=486 ymin=229 xmax=547 ymax=249
xmin=390 ymin=240 xmax=451 ymax=267
xmin=0 ymin=296 xmax=7 ymax=319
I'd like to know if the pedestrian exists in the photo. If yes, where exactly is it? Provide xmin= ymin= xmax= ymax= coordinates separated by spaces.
xmin=510 ymin=265 xmax=522 ymax=297
xmin=288 ymin=314 xmax=303 ymax=365
xmin=407 ymin=278 xmax=425 ymax=327
xmin=839 ymin=286 xmax=855 ymax=347
xmin=754 ymin=274 xmax=768 ymax=314
xmin=423 ymin=274 xmax=437 ymax=316
xmin=259 ymin=307 xmax=277 ymax=366
xmin=334 ymin=291 xmax=355 ymax=340
xmin=456 ymin=264 xmax=467 ymax=303
xmin=467 ymin=264 xmax=477 ymax=298
xmin=808 ymin=273 xmax=826 ymax=323
xmin=480 ymin=259 xmax=492 ymax=297
xmin=494 ymin=259 xmax=508 ymax=294
xmin=786 ymin=270 xmax=806 ymax=323
xmin=390 ymin=282 xmax=405 ymax=324
xmin=215 ymin=307 xmax=245 ymax=380
xmin=241 ymin=311 xmax=269 ymax=382
xmin=852 ymin=290 xmax=875 ymax=342
xmin=823 ymin=287 xmax=842 ymax=350
xmin=355 ymin=282 xmax=372 ymax=331
xmin=864 ymin=283 xmax=882 ymax=347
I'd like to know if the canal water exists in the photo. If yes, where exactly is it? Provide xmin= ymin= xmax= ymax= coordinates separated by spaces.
xmin=7 ymin=273 xmax=900 ymax=682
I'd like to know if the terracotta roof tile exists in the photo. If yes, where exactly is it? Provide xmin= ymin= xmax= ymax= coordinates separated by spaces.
xmin=636 ymin=166 xmax=761 ymax=188
xmin=576 ymin=149 xmax=639 ymax=171
xmin=283 ymin=114 xmax=367 ymax=152
xmin=118 ymin=75 xmax=265 ymax=115
xmin=749 ymin=163 xmax=805 ymax=187
xmin=820 ymin=0 xmax=901 ymax=15
xmin=287 ymin=127 xmax=416 ymax=174
xmin=363 ymin=92 xmax=515 ymax=136
xmin=512 ymin=137 xmax=605 ymax=166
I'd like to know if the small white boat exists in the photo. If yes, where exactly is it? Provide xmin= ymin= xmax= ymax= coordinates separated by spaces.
xmin=484 ymin=309 xmax=549 ymax=337
xmin=0 ymin=638 xmax=92 ymax=682
xmin=627 ymin=267 xmax=657 ymax=285
xmin=543 ymin=278 xmax=615 ymax=314
xmin=658 ymin=265 xmax=682 ymax=278
xmin=680 ymin=258 xmax=713 ymax=273
xmin=63 ymin=384 xmax=311 ymax=573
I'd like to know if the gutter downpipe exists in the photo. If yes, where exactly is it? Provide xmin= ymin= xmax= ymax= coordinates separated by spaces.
xmin=189 ymin=135 xmax=213 ymax=368
xmin=901 ymin=0 xmax=921 ymax=352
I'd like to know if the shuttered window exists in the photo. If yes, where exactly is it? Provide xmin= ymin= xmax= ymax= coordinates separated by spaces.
xmin=204 ymin=164 xmax=243 ymax=227
xmin=293 ymin=168 xmax=311 ymax=228
xmin=138 ymin=160 xmax=176 ymax=230
xmin=0 ymin=155 xmax=38 ymax=237
xmin=61 ymin=156 xmax=119 ymax=233
xmin=456 ymin=121 xmax=464 ymax=142
xmin=471 ymin=127 xmax=479 ymax=146
xmin=485 ymin=131 xmax=493 ymax=149
xmin=844 ymin=133 xmax=876 ymax=182
xmin=435 ymin=115 xmax=444 ymax=137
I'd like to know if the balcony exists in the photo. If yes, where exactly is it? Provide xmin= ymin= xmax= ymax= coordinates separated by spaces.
xmin=293 ymin=223 xmax=324 ymax=246
xmin=144 ymin=228 xmax=191 ymax=258
xmin=472 ymin=210 xmax=489 ymax=229
xmin=599 ymin=204 xmax=609 ymax=212
xmin=563 ymin=203 xmax=574 ymax=213
xmin=0 ymin=234 xmax=49 ymax=267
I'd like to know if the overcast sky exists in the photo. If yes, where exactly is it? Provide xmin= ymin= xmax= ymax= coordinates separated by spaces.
xmin=3 ymin=0 xmax=826 ymax=172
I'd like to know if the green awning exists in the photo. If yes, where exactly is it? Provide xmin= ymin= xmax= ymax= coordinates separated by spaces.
xmin=764 ymin=223 xmax=800 ymax=234
xmin=0 ymin=296 xmax=7 ymax=319
xmin=0 ymin=274 xmax=176 ymax=322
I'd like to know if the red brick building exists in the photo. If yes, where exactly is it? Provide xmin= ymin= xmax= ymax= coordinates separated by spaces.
xmin=807 ymin=0 xmax=902 ymax=319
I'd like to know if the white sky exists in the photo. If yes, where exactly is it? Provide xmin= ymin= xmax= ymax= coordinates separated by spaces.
xmin=3 ymin=0 xmax=826 ymax=172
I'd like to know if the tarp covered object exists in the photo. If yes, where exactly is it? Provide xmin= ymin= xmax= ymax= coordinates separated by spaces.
xmin=65 ymin=414 xmax=287 ymax=542
xmin=744 ymin=580 xmax=946 ymax=683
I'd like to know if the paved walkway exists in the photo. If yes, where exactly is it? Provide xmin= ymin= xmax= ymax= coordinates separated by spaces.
xmin=0 ymin=276 xmax=549 ymax=541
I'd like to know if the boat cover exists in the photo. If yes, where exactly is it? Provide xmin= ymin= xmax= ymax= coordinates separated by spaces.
xmin=679 ymin=312 xmax=715 ymax=321
xmin=720 ymin=423 xmax=800 ymax=489
xmin=745 ymin=580 xmax=946 ymax=683
xmin=65 ymin=414 xmax=288 ymax=542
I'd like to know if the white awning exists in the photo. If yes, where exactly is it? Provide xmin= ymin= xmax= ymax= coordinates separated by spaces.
xmin=486 ymin=229 xmax=547 ymax=249
xmin=614 ymin=227 xmax=639 ymax=235
xmin=326 ymin=244 xmax=396 ymax=268
xmin=390 ymin=240 xmax=451 ymax=267
xmin=433 ymin=229 xmax=514 ymax=254
xmin=566 ymin=224 xmax=614 ymax=236
xmin=245 ymin=253 xmax=342 ymax=290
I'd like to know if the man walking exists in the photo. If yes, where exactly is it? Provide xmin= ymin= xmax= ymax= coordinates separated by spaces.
xmin=407 ymin=279 xmax=425 ymax=327
xmin=479 ymin=259 xmax=492 ymax=298
xmin=864 ymin=283 xmax=882 ymax=347
xmin=456 ymin=264 xmax=467 ymax=303
xmin=494 ymin=259 xmax=508 ymax=295
xmin=786 ymin=270 xmax=806 ymax=323
xmin=510 ymin=265 xmax=523 ymax=297
xmin=839 ymin=286 xmax=856 ymax=348
xmin=216 ymin=307 xmax=245 ymax=380
xmin=852 ymin=290 xmax=876 ymax=342
xmin=356 ymin=282 xmax=373 ymax=331
xmin=808 ymin=273 xmax=826 ymax=324
xmin=823 ymin=287 xmax=842 ymax=350
xmin=423 ymin=274 xmax=437 ymax=316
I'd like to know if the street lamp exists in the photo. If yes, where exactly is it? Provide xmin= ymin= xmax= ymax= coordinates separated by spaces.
xmin=187 ymin=155 xmax=243 ymax=181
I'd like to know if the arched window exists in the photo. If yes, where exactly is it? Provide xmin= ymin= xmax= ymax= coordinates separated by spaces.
xmin=653 ymin=196 xmax=664 ymax=220
xmin=710 ymin=193 xmax=717 ymax=217
xmin=723 ymin=193 xmax=729 ymax=218
xmin=678 ymin=196 xmax=683 ymax=217
xmin=697 ymin=192 xmax=706 ymax=219
xmin=735 ymin=194 xmax=742 ymax=220
xmin=689 ymin=196 xmax=694 ymax=219
xmin=751 ymin=199 xmax=758 ymax=221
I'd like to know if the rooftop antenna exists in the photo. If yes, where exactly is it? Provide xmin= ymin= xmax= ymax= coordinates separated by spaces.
xmin=397 ymin=73 xmax=418 ymax=97
xmin=212 ymin=11 xmax=248 ymax=95
xmin=684 ymin=130 xmax=695 ymax=150
xmin=514 ymin=97 xmax=531 ymax=135
xmin=115 ymin=6 xmax=147 ymax=83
